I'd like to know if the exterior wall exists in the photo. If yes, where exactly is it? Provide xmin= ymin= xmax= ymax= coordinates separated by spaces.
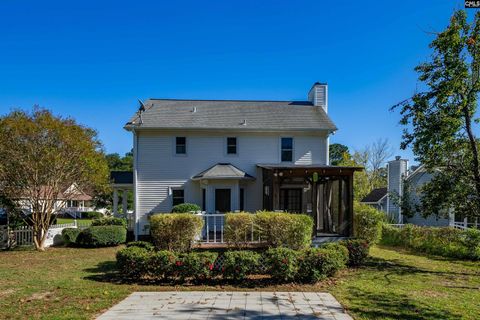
xmin=134 ymin=130 xmax=329 ymax=234
xmin=403 ymin=170 xmax=451 ymax=226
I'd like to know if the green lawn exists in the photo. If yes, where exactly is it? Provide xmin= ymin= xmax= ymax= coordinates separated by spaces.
xmin=55 ymin=218 xmax=92 ymax=226
xmin=0 ymin=245 xmax=478 ymax=319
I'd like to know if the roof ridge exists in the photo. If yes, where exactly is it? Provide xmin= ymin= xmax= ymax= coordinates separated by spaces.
xmin=147 ymin=98 xmax=308 ymax=103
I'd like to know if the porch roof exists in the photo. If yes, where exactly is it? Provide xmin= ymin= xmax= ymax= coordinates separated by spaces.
xmin=257 ymin=163 xmax=363 ymax=175
xmin=192 ymin=163 xmax=255 ymax=180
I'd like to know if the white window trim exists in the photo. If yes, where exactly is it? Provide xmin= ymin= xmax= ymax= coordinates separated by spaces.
xmin=280 ymin=136 xmax=294 ymax=163
xmin=173 ymin=136 xmax=187 ymax=157
xmin=225 ymin=136 xmax=239 ymax=157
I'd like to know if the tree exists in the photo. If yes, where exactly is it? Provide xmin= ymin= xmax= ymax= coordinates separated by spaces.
xmin=392 ymin=10 xmax=480 ymax=218
xmin=338 ymin=152 xmax=370 ymax=201
xmin=0 ymin=108 xmax=109 ymax=251
xmin=366 ymin=138 xmax=393 ymax=189
xmin=329 ymin=143 xmax=350 ymax=165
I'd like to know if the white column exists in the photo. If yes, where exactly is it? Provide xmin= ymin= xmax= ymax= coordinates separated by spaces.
xmin=122 ymin=189 xmax=128 ymax=216
xmin=113 ymin=189 xmax=118 ymax=216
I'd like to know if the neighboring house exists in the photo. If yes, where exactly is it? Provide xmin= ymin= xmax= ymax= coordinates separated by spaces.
xmin=361 ymin=157 xmax=460 ymax=226
xmin=360 ymin=187 xmax=387 ymax=212
xmin=124 ymin=83 xmax=362 ymax=240
xmin=17 ymin=183 xmax=96 ymax=217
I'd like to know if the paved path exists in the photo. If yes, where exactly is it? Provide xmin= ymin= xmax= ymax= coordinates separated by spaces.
xmin=97 ymin=291 xmax=353 ymax=319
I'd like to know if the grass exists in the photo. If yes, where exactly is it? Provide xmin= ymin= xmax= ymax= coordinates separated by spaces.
xmin=0 ymin=245 xmax=478 ymax=319
xmin=55 ymin=218 xmax=92 ymax=226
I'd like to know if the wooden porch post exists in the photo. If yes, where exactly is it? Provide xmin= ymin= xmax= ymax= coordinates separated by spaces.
xmin=348 ymin=173 xmax=354 ymax=236
xmin=312 ymin=180 xmax=317 ymax=237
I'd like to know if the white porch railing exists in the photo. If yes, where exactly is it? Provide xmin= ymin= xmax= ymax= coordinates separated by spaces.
xmin=198 ymin=213 xmax=260 ymax=244
xmin=453 ymin=221 xmax=479 ymax=230
xmin=387 ymin=224 xmax=405 ymax=228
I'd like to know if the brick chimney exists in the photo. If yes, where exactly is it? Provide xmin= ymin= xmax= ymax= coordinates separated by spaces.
xmin=308 ymin=82 xmax=328 ymax=113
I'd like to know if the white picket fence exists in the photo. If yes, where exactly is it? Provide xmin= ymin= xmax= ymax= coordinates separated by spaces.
xmin=0 ymin=221 xmax=90 ymax=249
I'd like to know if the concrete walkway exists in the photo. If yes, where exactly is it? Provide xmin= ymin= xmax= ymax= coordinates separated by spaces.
xmin=97 ymin=291 xmax=353 ymax=319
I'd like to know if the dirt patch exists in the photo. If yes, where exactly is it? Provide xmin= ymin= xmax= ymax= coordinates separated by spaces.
xmin=0 ymin=288 xmax=16 ymax=298
xmin=24 ymin=291 xmax=54 ymax=302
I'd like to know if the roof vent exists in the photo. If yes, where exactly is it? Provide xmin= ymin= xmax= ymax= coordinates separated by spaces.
xmin=241 ymin=119 xmax=247 ymax=126
xmin=395 ymin=156 xmax=401 ymax=161
xmin=192 ymin=107 xmax=197 ymax=113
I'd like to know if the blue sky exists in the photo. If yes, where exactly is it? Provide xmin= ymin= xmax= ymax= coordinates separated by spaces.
xmin=0 ymin=0 xmax=470 ymax=162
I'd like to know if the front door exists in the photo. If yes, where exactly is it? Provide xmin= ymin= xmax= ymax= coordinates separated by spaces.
xmin=280 ymin=188 xmax=302 ymax=213
xmin=215 ymin=189 xmax=231 ymax=213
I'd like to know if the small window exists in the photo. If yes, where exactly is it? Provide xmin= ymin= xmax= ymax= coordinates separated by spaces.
xmin=176 ymin=137 xmax=186 ymax=154
xmin=172 ymin=189 xmax=184 ymax=206
xmin=202 ymin=189 xmax=206 ymax=211
xmin=281 ymin=137 xmax=293 ymax=162
xmin=227 ymin=137 xmax=237 ymax=154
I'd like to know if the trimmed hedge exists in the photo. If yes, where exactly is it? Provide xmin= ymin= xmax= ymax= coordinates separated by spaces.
xmin=353 ymin=202 xmax=384 ymax=244
xmin=175 ymin=252 xmax=218 ymax=282
xmin=255 ymin=211 xmax=313 ymax=250
xmin=263 ymin=247 xmax=299 ymax=282
xmin=82 ymin=211 xmax=103 ymax=219
xmin=222 ymin=250 xmax=261 ymax=281
xmin=171 ymin=203 xmax=201 ymax=213
xmin=126 ymin=241 xmax=155 ymax=251
xmin=340 ymin=239 xmax=370 ymax=266
xmin=224 ymin=212 xmax=256 ymax=249
xmin=116 ymin=246 xmax=152 ymax=279
xmin=297 ymin=245 xmax=349 ymax=283
xmin=91 ymin=217 xmax=126 ymax=227
xmin=381 ymin=224 xmax=480 ymax=260
xmin=76 ymin=225 xmax=126 ymax=247
xmin=149 ymin=213 xmax=203 ymax=252
xmin=61 ymin=228 xmax=82 ymax=245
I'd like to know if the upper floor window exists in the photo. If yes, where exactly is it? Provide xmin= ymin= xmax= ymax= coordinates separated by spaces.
xmin=172 ymin=189 xmax=184 ymax=206
xmin=176 ymin=137 xmax=186 ymax=154
xmin=281 ymin=137 xmax=293 ymax=162
xmin=227 ymin=137 xmax=237 ymax=154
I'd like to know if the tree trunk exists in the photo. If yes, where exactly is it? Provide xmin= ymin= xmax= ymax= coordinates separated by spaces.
xmin=33 ymin=226 xmax=47 ymax=251
xmin=463 ymin=106 xmax=480 ymax=207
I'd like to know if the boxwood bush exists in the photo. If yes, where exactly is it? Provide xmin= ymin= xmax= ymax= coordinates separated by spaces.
xmin=82 ymin=211 xmax=103 ymax=219
xmin=116 ymin=246 xmax=151 ymax=279
xmin=222 ymin=250 xmax=260 ymax=281
xmin=126 ymin=241 xmax=155 ymax=251
xmin=255 ymin=211 xmax=313 ymax=250
xmin=224 ymin=212 xmax=256 ymax=249
xmin=353 ymin=202 xmax=384 ymax=244
xmin=263 ymin=247 xmax=299 ymax=282
xmin=76 ymin=225 xmax=127 ymax=247
xmin=149 ymin=213 xmax=203 ymax=252
xmin=61 ymin=228 xmax=82 ymax=245
xmin=171 ymin=203 xmax=201 ymax=213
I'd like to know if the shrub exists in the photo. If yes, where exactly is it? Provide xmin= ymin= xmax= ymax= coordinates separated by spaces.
xmin=126 ymin=241 xmax=155 ymax=251
xmin=255 ymin=211 xmax=313 ymax=250
xmin=116 ymin=246 xmax=151 ymax=279
xmin=61 ymin=228 xmax=81 ymax=245
xmin=224 ymin=212 xmax=256 ymax=249
xmin=171 ymin=203 xmax=201 ymax=213
xmin=91 ymin=217 xmax=126 ymax=227
xmin=174 ymin=252 xmax=218 ymax=282
xmin=263 ymin=247 xmax=299 ymax=282
xmin=340 ymin=239 xmax=370 ymax=266
xmin=353 ymin=202 xmax=384 ymax=244
xmin=149 ymin=213 xmax=203 ymax=252
xmin=222 ymin=250 xmax=260 ymax=281
xmin=76 ymin=225 xmax=126 ymax=247
xmin=149 ymin=250 xmax=177 ymax=279
xmin=297 ymin=246 xmax=348 ymax=283
xmin=380 ymin=224 xmax=480 ymax=260
xmin=82 ymin=211 xmax=103 ymax=219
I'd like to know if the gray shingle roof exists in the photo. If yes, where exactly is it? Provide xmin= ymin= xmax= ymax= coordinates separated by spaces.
xmin=192 ymin=163 xmax=255 ymax=180
xmin=361 ymin=187 xmax=387 ymax=203
xmin=126 ymin=99 xmax=337 ymax=131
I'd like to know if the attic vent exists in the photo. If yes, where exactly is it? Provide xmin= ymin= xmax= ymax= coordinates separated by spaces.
xmin=241 ymin=119 xmax=247 ymax=126
xmin=192 ymin=107 xmax=197 ymax=113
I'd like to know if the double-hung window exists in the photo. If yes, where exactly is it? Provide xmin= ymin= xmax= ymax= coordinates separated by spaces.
xmin=172 ymin=189 xmax=184 ymax=206
xmin=176 ymin=137 xmax=186 ymax=155
xmin=281 ymin=137 xmax=293 ymax=162
xmin=227 ymin=137 xmax=237 ymax=155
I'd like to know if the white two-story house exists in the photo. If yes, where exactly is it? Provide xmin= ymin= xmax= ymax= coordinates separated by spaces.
xmin=125 ymin=83 xmax=361 ymax=240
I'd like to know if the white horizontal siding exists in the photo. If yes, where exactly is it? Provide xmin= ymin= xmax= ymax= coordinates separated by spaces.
xmin=135 ymin=130 xmax=328 ymax=234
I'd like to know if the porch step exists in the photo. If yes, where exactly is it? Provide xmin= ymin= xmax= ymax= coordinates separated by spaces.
xmin=311 ymin=236 xmax=350 ymax=247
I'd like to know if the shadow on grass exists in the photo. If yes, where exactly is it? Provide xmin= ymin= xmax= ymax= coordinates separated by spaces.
xmin=343 ymin=287 xmax=461 ymax=320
